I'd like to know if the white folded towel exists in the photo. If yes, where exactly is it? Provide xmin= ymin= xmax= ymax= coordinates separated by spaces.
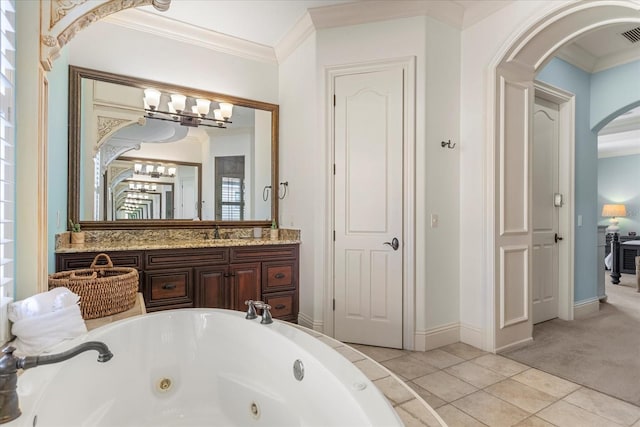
xmin=10 ymin=304 xmax=87 ymax=355
xmin=8 ymin=287 xmax=80 ymax=322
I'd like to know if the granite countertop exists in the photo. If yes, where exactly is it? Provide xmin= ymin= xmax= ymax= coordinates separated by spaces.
xmin=56 ymin=238 xmax=301 ymax=253
xmin=55 ymin=228 xmax=301 ymax=253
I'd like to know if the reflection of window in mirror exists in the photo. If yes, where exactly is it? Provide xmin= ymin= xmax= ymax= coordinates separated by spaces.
xmin=215 ymin=156 xmax=245 ymax=221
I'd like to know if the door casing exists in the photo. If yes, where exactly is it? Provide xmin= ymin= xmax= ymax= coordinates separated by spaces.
xmin=533 ymin=82 xmax=576 ymax=323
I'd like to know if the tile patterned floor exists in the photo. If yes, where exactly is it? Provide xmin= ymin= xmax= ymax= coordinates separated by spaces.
xmin=349 ymin=342 xmax=640 ymax=427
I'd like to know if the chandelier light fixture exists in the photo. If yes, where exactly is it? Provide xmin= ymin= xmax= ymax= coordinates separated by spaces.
xmin=143 ymin=88 xmax=233 ymax=128
xmin=128 ymin=182 xmax=158 ymax=192
xmin=134 ymin=162 xmax=177 ymax=178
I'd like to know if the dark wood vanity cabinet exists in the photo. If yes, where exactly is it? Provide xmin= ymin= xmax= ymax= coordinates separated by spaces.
xmin=55 ymin=244 xmax=299 ymax=322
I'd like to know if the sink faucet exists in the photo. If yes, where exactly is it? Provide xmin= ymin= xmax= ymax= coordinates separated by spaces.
xmin=0 ymin=341 xmax=113 ymax=424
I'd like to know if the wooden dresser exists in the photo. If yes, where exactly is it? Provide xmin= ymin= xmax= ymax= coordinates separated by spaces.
xmin=56 ymin=243 xmax=299 ymax=322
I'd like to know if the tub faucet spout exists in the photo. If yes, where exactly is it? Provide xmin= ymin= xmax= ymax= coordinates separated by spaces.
xmin=0 ymin=342 xmax=113 ymax=424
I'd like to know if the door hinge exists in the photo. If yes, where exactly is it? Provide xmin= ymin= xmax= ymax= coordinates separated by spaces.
xmin=333 ymin=94 xmax=336 ymax=106
xmin=333 ymin=230 xmax=335 ymax=241
xmin=333 ymin=163 xmax=336 ymax=175
xmin=333 ymin=299 xmax=335 ymax=311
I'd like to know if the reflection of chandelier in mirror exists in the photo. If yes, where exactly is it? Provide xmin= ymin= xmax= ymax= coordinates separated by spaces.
xmin=143 ymin=88 xmax=233 ymax=129
xmin=128 ymin=182 xmax=158 ymax=192
xmin=134 ymin=163 xmax=176 ymax=178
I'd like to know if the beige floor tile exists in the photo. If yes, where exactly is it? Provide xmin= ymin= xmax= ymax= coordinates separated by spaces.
xmin=445 ymin=361 xmax=506 ymax=388
xmin=353 ymin=358 xmax=390 ymax=381
xmin=440 ymin=342 xmax=487 ymax=360
xmin=412 ymin=370 xmax=477 ymax=402
xmin=334 ymin=345 xmax=366 ymax=362
xmin=350 ymin=344 xmax=407 ymax=362
xmin=406 ymin=381 xmax=447 ymax=409
xmin=485 ymin=379 xmax=557 ymax=413
xmin=400 ymin=399 xmax=445 ymax=427
xmin=563 ymin=387 xmax=640 ymax=426
xmin=395 ymin=406 xmax=432 ymax=427
xmin=473 ymin=353 xmax=529 ymax=377
xmin=382 ymin=355 xmax=438 ymax=380
xmin=452 ymin=390 xmax=530 ymax=427
xmin=374 ymin=375 xmax=415 ymax=405
xmin=537 ymin=401 xmax=624 ymax=427
xmin=408 ymin=349 xmax=465 ymax=369
xmin=436 ymin=404 xmax=488 ymax=427
xmin=513 ymin=415 xmax=558 ymax=427
xmin=511 ymin=368 xmax=581 ymax=398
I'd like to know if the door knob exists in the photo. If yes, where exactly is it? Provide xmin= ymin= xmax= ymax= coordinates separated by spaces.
xmin=383 ymin=237 xmax=400 ymax=251
xmin=555 ymin=233 xmax=563 ymax=243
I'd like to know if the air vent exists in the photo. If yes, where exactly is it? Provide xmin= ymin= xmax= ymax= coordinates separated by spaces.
xmin=621 ymin=27 xmax=640 ymax=43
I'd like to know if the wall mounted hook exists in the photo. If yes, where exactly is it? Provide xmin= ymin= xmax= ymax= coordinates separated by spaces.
xmin=278 ymin=181 xmax=289 ymax=200
xmin=262 ymin=185 xmax=271 ymax=201
xmin=441 ymin=139 xmax=456 ymax=149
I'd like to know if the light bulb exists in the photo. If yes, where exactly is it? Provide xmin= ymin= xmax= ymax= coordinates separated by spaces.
xmin=196 ymin=99 xmax=211 ymax=116
xmin=144 ymin=89 xmax=161 ymax=110
xmin=157 ymin=166 xmax=165 ymax=175
xmin=134 ymin=163 xmax=142 ymax=173
xmin=145 ymin=165 xmax=154 ymax=174
xmin=219 ymin=102 xmax=233 ymax=119
xmin=171 ymin=94 xmax=186 ymax=112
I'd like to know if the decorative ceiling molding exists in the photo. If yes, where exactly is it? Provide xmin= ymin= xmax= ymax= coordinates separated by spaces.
xmin=101 ymin=8 xmax=277 ymax=64
xmin=556 ymin=40 xmax=640 ymax=73
xmin=274 ymin=12 xmax=315 ymax=63
xmin=40 ymin=0 xmax=157 ymax=71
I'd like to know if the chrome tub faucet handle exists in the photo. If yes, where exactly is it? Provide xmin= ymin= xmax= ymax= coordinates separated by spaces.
xmin=245 ymin=300 xmax=258 ymax=319
xmin=254 ymin=301 xmax=273 ymax=324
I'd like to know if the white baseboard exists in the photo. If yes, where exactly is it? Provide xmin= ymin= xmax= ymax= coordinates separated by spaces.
xmin=460 ymin=323 xmax=484 ymax=350
xmin=415 ymin=322 xmax=460 ymax=351
xmin=297 ymin=312 xmax=324 ymax=333
xmin=573 ymin=297 xmax=600 ymax=319
xmin=495 ymin=336 xmax=533 ymax=354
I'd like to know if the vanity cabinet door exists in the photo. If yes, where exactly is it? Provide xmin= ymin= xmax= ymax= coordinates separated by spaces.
xmin=195 ymin=266 xmax=231 ymax=309
xmin=229 ymin=263 xmax=261 ymax=311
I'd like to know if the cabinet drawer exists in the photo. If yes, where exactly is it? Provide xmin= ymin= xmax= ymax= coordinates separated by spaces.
xmin=262 ymin=261 xmax=295 ymax=292
xmin=145 ymin=248 xmax=228 ymax=269
xmin=264 ymin=291 xmax=297 ymax=320
xmin=145 ymin=269 xmax=193 ymax=309
xmin=231 ymin=244 xmax=298 ymax=263
xmin=56 ymin=251 xmax=144 ymax=271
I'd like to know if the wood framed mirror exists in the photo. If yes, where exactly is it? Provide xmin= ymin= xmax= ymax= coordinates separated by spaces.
xmin=68 ymin=66 xmax=279 ymax=230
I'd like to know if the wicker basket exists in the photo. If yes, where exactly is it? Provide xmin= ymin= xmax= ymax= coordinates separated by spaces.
xmin=48 ymin=253 xmax=139 ymax=320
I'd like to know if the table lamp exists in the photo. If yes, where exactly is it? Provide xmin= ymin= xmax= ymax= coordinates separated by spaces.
xmin=602 ymin=204 xmax=626 ymax=233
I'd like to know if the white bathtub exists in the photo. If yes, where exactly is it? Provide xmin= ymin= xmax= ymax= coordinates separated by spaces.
xmin=12 ymin=309 xmax=403 ymax=426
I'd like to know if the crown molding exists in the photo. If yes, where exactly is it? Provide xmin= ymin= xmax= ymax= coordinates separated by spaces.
xmin=274 ymin=12 xmax=315 ymax=63
xmin=309 ymin=0 xmax=464 ymax=31
xmin=275 ymin=0 xmax=465 ymax=63
xmin=555 ymin=43 xmax=598 ymax=73
xmin=592 ymin=48 xmax=640 ymax=73
xmin=101 ymin=8 xmax=277 ymax=64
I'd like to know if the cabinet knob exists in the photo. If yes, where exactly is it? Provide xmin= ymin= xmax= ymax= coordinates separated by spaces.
xmin=162 ymin=283 xmax=176 ymax=290
xmin=275 ymin=304 xmax=286 ymax=310
xmin=274 ymin=273 xmax=285 ymax=279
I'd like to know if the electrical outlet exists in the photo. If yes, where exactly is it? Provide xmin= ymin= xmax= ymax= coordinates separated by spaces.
xmin=431 ymin=214 xmax=439 ymax=228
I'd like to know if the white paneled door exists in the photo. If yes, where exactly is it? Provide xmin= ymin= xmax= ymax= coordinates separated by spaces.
xmin=333 ymin=67 xmax=404 ymax=349
xmin=532 ymin=96 xmax=560 ymax=324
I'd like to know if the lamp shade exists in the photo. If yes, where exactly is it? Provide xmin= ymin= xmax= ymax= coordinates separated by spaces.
xmin=602 ymin=204 xmax=626 ymax=217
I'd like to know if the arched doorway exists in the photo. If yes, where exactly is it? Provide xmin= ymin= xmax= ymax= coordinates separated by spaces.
xmin=488 ymin=1 xmax=640 ymax=351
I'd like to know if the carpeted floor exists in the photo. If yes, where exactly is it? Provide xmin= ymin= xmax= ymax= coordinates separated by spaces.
xmin=502 ymin=271 xmax=640 ymax=406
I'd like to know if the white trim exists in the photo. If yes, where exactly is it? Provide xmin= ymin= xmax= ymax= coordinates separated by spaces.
xmin=102 ymin=8 xmax=277 ymax=64
xmin=495 ymin=337 xmax=534 ymax=354
xmin=415 ymin=323 xmax=460 ymax=352
xmin=573 ymin=297 xmax=600 ymax=319
xmin=460 ymin=323 xmax=484 ymax=350
xmin=297 ymin=311 xmax=323 ymax=332
xmin=534 ymin=81 xmax=576 ymax=322
xmin=274 ymin=12 xmax=315 ymax=63
xmin=324 ymin=57 xmax=416 ymax=350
